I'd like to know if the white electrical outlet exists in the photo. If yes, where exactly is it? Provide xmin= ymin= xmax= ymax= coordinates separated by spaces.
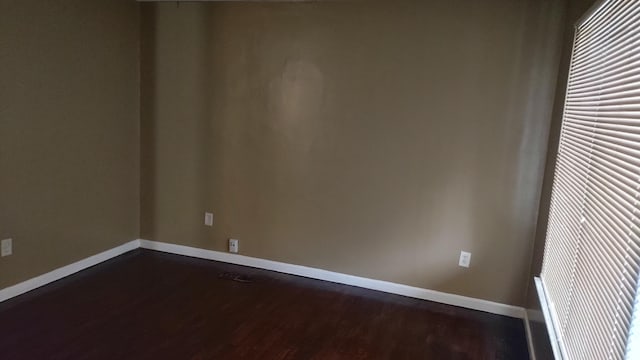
xmin=229 ymin=239 xmax=239 ymax=253
xmin=459 ymin=251 xmax=471 ymax=268
xmin=1 ymin=238 xmax=12 ymax=257
xmin=204 ymin=212 xmax=214 ymax=226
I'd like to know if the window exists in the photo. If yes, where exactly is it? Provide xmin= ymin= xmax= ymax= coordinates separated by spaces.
xmin=539 ymin=0 xmax=640 ymax=359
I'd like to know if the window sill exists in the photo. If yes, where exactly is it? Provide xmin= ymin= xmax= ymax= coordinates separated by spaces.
xmin=534 ymin=277 xmax=565 ymax=360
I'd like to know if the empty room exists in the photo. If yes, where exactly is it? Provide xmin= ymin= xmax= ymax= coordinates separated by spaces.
xmin=1 ymin=0 xmax=638 ymax=359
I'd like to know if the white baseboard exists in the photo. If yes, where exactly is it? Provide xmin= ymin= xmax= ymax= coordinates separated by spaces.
xmin=0 ymin=240 xmax=140 ymax=303
xmin=524 ymin=310 xmax=536 ymax=360
xmin=0 ymin=238 xmax=525 ymax=320
xmin=139 ymin=239 xmax=525 ymax=319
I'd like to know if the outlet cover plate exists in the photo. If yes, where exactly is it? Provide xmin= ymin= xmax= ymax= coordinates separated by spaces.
xmin=229 ymin=239 xmax=239 ymax=253
xmin=1 ymin=238 xmax=12 ymax=257
xmin=459 ymin=251 xmax=471 ymax=268
xmin=204 ymin=212 xmax=214 ymax=226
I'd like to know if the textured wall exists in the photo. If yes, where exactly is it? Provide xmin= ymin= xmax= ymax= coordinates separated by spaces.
xmin=140 ymin=0 xmax=567 ymax=306
xmin=141 ymin=0 xmax=566 ymax=306
xmin=0 ymin=0 xmax=140 ymax=289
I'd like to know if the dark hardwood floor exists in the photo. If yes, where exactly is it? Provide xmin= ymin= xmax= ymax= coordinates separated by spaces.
xmin=0 ymin=249 xmax=529 ymax=359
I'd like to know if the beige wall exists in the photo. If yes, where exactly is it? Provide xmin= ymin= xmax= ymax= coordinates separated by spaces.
xmin=0 ymin=0 xmax=572 ymax=308
xmin=141 ymin=0 xmax=566 ymax=306
xmin=0 ymin=0 xmax=140 ymax=289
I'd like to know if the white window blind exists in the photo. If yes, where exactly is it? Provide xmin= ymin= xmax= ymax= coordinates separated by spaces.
xmin=540 ymin=0 xmax=640 ymax=359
